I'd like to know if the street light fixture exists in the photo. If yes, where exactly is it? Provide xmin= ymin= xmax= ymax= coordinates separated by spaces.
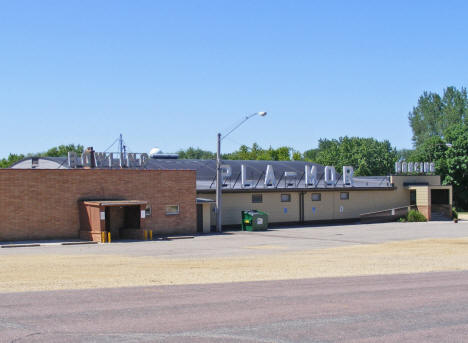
xmin=216 ymin=112 xmax=267 ymax=232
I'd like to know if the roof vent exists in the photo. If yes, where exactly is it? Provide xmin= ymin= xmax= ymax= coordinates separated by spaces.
xmin=149 ymin=147 xmax=178 ymax=159
xmin=149 ymin=147 xmax=163 ymax=157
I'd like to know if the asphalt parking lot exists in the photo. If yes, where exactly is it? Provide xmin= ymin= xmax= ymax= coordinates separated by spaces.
xmin=2 ymin=221 xmax=468 ymax=342
xmin=1 ymin=221 xmax=467 ymax=258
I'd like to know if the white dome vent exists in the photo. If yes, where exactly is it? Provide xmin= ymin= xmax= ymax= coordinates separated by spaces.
xmin=149 ymin=147 xmax=163 ymax=157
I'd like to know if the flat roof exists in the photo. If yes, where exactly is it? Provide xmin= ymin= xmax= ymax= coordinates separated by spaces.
xmin=83 ymin=200 xmax=147 ymax=207
xmin=12 ymin=157 xmax=394 ymax=190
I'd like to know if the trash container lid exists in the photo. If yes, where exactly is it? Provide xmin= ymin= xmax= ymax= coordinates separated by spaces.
xmin=243 ymin=210 xmax=267 ymax=216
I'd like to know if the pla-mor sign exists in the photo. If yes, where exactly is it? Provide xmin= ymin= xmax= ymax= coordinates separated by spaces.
xmin=220 ymin=164 xmax=355 ymax=188
xmin=394 ymin=161 xmax=435 ymax=174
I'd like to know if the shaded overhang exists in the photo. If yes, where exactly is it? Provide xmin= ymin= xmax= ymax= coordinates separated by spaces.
xmin=82 ymin=200 xmax=148 ymax=207
xmin=403 ymin=182 xmax=429 ymax=187
xmin=196 ymin=197 xmax=215 ymax=204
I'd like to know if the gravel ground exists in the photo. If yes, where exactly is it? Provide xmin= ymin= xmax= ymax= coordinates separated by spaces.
xmin=1 ymin=237 xmax=468 ymax=293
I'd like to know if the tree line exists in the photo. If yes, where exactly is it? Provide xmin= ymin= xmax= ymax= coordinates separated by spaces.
xmin=0 ymin=145 xmax=84 ymax=168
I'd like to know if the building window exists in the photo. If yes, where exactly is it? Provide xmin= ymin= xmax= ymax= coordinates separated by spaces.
xmin=252 ymin=194 xmax=263 ymax=203
xmin=340 ymin=192 xmax=349 ymax=200
xmin=31 ymin=157 xmax=39 ymax=168
xmin=281 ymin=194 xmax=291 ymax=202
xmin=145 ymin=206 xmax=152 ymax=217
xmin=311 ymin=193 xmax=321 ymax=201
xmin=166 ymin=205 xmax=180 ymax=215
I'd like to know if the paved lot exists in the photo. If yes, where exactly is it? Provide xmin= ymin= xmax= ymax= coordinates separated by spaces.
xmin=2 ymin=271 xmax=468 ymax=343
xmin=1 ymin=221 xmax=467 ymax=258
xmin=1 ymin=222 xmax=468 ymax=293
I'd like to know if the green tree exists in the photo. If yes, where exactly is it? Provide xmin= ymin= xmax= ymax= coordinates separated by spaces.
xmin=396 ymin=149 xmax=414 ymax=161
xmin=0 ymin=144 xmax=84 ymax=168
xmin=409 ymin=124 xmax=468 ymax=209
xmin=41 ymin=144 xmax=84 ymax=157
xmin=408 ymin=136 xmax=448 ymax=176
xmin=408 ymin=86 xmax=468 ymax=146
xmin=177 ymin=147 xmax=216 ymax=159
xmin=442 ymin=124 xmax=468 ymax=209
xmin=222 ymin=143 xmax=294 ymax=161
xmin=312 ymin=137 xmax=397 ymax=176
xmin=0 ymin=154 xmax=25 ymax=168
xmin=303 ymin=148 xmax=320 ymax=162
xmin=292 ymin=150 xmax=303 ymax=161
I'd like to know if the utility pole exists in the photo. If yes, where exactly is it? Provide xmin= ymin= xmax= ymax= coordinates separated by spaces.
xmin=215 ymin=112 xmax=267 ymax=233
xmin=119 ymin=134 xmax=124 ymax=157
xmin=216 ymin=133 xmax=222 ymax=232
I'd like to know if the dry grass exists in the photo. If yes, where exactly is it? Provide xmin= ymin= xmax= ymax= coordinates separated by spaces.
xmin=1 ymin=237 xmax=468 ymax=293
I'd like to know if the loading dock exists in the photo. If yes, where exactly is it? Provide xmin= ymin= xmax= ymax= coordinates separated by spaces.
xmin=406 ymin=185 xmax=452 ymax=220
xmin=80 ymin=200 xmax=148 ymax=242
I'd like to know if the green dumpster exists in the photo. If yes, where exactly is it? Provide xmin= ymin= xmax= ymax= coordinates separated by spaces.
xmin=241 ymin=210 xmax=269 ymax=231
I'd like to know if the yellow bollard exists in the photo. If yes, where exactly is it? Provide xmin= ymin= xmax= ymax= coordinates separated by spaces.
xmin=107 ymin=232 xmax=111 ymax=243
xmin=101 ymin=232 xmax=106 ymax=243
xmin=149 ymin=230 xmax=153 ymax=241
xmin=144 ymin=230 xmax=148 ymax=241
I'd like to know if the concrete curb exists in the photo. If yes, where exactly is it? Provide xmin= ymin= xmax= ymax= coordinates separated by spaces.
xmin=1 ymin=244 xmax=41 ymax=248
xmin=1 ymin=241 xmax=97 ymax=248
xmin=163 ymin=236 xmax=195 ymax=240
xmin=60 ymin=242 xmax=99 ymax=246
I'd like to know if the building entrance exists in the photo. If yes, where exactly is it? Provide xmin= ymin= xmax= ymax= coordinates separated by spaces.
xmin=105 ymin=205 xmax=141 ymax=240
xmin=80 ymin=200 xmax=148 ymax=242
xmin=431 ymin=189 xmax=451 ymax=220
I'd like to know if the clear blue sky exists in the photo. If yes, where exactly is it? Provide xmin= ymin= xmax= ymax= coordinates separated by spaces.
xmin=1 ymin=1 xmax=467 ymax=158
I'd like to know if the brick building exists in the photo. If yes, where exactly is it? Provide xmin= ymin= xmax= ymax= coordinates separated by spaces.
xmin=0 ymin=169 xmax=196 ymax=242
xmin=6 ymin=155 xmax=453 ymax=242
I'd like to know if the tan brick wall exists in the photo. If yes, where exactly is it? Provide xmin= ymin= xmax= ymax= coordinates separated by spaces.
xmin=0 ymin=169 xmax=196 ymax=241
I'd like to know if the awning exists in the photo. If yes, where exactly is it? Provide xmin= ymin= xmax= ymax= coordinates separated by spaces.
xmin=403 ymin=182 xmax=429 ymax=187
xmin=196 ymin=197 xmax=215 ymax=204
xmin=83 ymin=200 xmax=148 ymax=207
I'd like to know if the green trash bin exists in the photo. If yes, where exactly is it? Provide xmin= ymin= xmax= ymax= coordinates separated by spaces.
xmin=241 ymin=210 xmax=268 ymax=231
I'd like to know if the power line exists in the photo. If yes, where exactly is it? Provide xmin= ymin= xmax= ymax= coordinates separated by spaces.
xmin=103 ymin=138 xmax=119 ymax=153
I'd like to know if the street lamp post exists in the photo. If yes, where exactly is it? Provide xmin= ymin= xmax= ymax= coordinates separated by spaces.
xmin=216 ymin=112 xmax=267 ymax=232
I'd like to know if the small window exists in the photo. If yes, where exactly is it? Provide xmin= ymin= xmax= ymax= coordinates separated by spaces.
xmin=31 ymin=157 xmax=39 ymax=168
xmin=145 ymin=206 xmax=152 ymax=217
xmin=281 ymin=194 xmax=291 ymax=202
xmin=166 ymin=205 xmax=180 ymax=215
xmin=340 ymin=192 xmax=349 ymax=200
xmin=311 ymin=193 xmax=321 ymax=201
xmin=252 ymin=194 xmax=263 ymax=203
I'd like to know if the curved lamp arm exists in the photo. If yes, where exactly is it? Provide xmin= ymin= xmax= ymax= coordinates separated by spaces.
xmin=221 ymin=112 xmax=267 ymax=141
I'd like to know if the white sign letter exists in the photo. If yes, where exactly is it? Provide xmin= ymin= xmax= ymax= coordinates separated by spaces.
xmin=241 ymin=164 xmax=251 ymax=188
xmin=324 ymin=166 xmax=336 ymax=186
xmin=395 ymin=162 xmax=402 ymax=174
xmin=221 ymin=164 xmax=232 ymax=185
xmin=68 ymin=152 xmax=77 ymax=168
xmin=305 ymin=165 xmax=318 ymax=186
xmin=343 ymin=166 xmax=354 ymax=186
xmin=264 ymin=165 xmax=276 ymax=187
xmin=284 ymin=171 xmax=297 ymax=187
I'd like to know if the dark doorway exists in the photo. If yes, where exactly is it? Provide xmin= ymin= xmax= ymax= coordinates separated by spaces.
xmin=410 ymin=190 xmax=416 ymax=206
xmin=105 ymin=205 xmax=141 ymax=240
xmin=431 ymin=189 xmax=451 ymax=220
xmin=431 ymin=189 xmax=449 ymax=204
xmin=197 ymin=204 xmax=203 ymax=233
